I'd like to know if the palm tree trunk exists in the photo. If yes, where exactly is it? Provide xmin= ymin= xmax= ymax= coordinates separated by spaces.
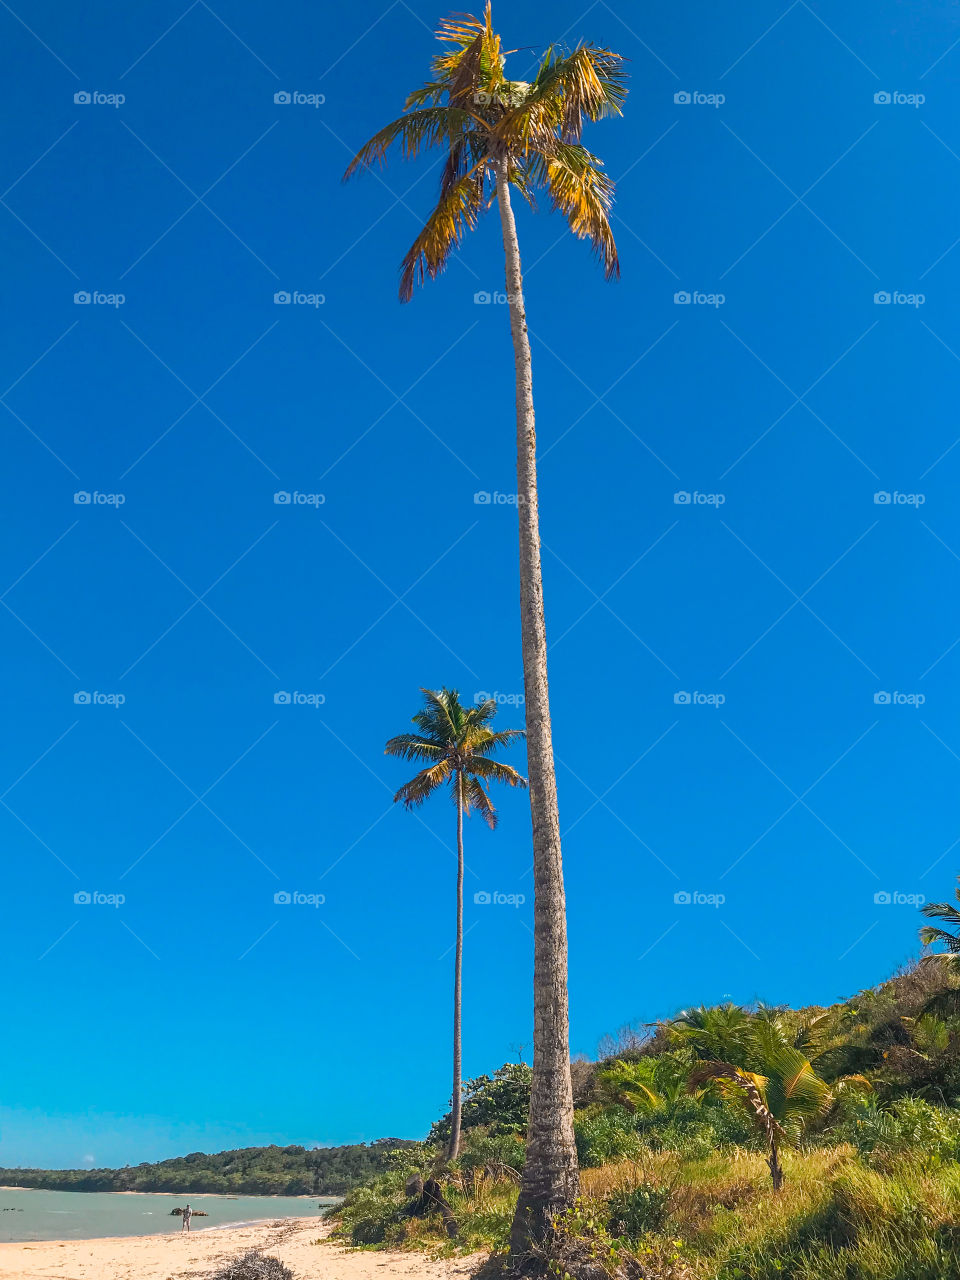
xmin=448 ymin=769 xmax=464 ymax=1161
xmin=493 ymin=155 xmax=580 ymax=1253
xmin=768 ymin=1135 xmax=784 ymax=1190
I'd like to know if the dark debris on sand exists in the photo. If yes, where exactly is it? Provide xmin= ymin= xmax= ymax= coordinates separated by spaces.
xmin=208 ymin=1248 xmax=295 ymax=1280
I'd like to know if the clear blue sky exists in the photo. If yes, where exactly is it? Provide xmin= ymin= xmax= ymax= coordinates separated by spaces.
xmin=1 ymin=0 xmax=959 ymax=1169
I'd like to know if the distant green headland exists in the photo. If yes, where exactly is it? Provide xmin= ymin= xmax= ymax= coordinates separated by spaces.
xmin=0 ymin=1139 xmax=419 ymax=1196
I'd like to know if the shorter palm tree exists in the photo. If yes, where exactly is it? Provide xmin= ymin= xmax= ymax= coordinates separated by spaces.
xmin=687 ymin=1018 xmax=832 ymax=1189
xmin=386 ymin=688 xmax=526 ymax=1160
xmin=689 ymin=1062 xmax=827 ymax=1190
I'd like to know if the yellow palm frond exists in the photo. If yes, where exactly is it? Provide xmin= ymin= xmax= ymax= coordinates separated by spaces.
xmin=399 ymin=158 xmax=488 ymax=301
xmin=393 ymin=758 xmax=454 ymax=808
xmin=497 ymin=45 xmax=626 ymax=149
xmin=433 ymin=3 xmax=504 ymax=97
xmin=530 ymin=143 xmax=619 ymax=279
xmin=463 ymin=774 xmax=497 ymax=828
xmin=348 ymin=6 xmax=625 ymax=298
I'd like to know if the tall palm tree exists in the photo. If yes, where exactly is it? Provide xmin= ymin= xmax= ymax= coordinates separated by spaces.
xmin=347 ymin=7 xmax=625 ymax=1246
xmin=385 ymin=688 xmax=526 ymax=1160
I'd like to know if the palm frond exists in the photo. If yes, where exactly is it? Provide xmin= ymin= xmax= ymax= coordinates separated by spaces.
xmin=433 ymin=3 xmax=505 ymax=98
xmin=499 ymin=45 xmax=626 ymax=147
xmin=384 ymin=733 xmax=445 ymax=762
xmin=413 ymin=688 xmax=461 ymax=741
xmin=463 ymin=774 xmax=497 ymax=828
xmin=464 ymin=697 xmax=498 ymax=727
xmin=529 ymin=142 xmax=619 ymax=279
xmin=793 ymin=1012 xmax=833 ymax=1057
xmin=394 ymin=759 xmax=454 ymax=808
xmin=763 ymin=1047 xmax=831 ymax=1124
xmin=405 ymin=81 xmax=448 ymax=109
xmin=470 ymin=727 xmax=527 ymax=757
xmin=468 ymin=756 xmax=527 ymax=789
xmin=920 ymin=923 xmax=960 ymax=952
xmin=399 ymin=160 xmax=488 ymax=301
xmin=688 ymin=1061 xmax=786 ymax=1148
xmin=920 ymin=899 xmax=960 ymax=924
xmin=832 ymin=1074 xmax=873 ymax=1099
xmin=447 ymin=32 xmax=485 ymax=105
xmin=343 ymin=107 xmax=471 ymax=179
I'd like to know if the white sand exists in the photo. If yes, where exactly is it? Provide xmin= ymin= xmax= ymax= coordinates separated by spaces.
xmin=0 ymin=1216 xmax=485 ymax=1279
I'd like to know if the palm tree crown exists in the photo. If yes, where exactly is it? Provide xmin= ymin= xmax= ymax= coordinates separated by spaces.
xmin=344 ymin=3 xmax=627 ymax=300
xmin=920 ymin=877 xmax=960 ymax=958
xmin=385 ymin=687 xmax=526 ymax=819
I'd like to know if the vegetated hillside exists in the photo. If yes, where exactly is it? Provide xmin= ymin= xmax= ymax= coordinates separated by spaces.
xmin=331 ymin=927 xmax=960 ymax=1279
xmin=0 ymin=1139 xmax=418 ymax=1195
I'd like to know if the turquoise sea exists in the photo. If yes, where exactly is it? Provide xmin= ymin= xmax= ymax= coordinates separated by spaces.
xmin=0 ymin=1188 xmax=340 ymax=1243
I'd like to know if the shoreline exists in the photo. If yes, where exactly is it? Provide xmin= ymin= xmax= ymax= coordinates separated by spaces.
xmin=0 ymin=1185 xmax=339 ymax=1198
xmin=0 ymin=1216 xmax=485 ymax=1280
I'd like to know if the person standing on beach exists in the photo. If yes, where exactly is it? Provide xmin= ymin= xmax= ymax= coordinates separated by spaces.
xmin=181 ymin=1204 xmax=192 ymax=1232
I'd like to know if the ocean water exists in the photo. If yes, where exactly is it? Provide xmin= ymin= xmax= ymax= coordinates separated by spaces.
xmin=0 ymin=1188 xmax=340 ymax=1243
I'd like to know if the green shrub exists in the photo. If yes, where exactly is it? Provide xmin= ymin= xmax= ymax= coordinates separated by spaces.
xmin=331 ymin=1172 xmax=409 ymax=1245
xmin=833 ymin=1095 xmax=960 ymax=1163
xmin=429 ymin=1063 xmax=532 ymax=1145
xmin=574 ymin=1107 xmax=643 ymax=1167
xmin=606 ymin=1182 xmax=671 ymax=1238
xmin=455 ymin=1129 xmax=525 ymax=1176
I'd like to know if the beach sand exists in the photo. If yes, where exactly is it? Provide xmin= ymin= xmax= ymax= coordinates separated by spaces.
xmin=0 ymin=1216 xmax=485 ymax=1280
